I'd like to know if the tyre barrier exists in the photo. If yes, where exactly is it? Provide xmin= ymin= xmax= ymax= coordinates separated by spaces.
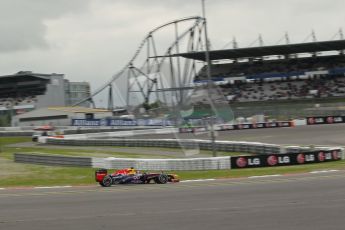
xmin=14 ymin=148 xmax=343 ymax=170
xmin=179 ymin=121 xmax=294 ymax=133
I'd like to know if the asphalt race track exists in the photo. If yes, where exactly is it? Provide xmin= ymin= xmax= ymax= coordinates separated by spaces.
xmin=1 ymin=171 xmax=345 ymax=230
xmin=2 ymin=124 xmax=345 ymax=230
xmin=129 ymin=123 xmax=345 ymax=146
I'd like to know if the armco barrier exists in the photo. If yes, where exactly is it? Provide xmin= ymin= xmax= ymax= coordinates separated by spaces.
xmin=58 ymin=128 xmax=177 ymax=140
xmin=0 ymin=126 xmax=170 ymax=137
xmin=45 ymin=138 xmax=283 ymax=155
xmin=45 ymin=137 xmax=345 ymax=157
xmin=14 ymin=153 xmax=92 ymax=167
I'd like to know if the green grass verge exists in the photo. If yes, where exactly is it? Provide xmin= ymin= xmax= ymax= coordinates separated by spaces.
xmin=0 ymin=137 xmax=244 ymax=158
xmin=0 ymin=137 xmax=31 ymax=148
xmin=0 ymin=162 xmax=95 ymax=187
xmin=3 ymin=147 xmax=176 ymax=159
xmin=0 ymin=137 xmax=345 ymax=187
xmin=0 ymin=137 xmax=183 ymax=159
xmin=1 ymin=158 xmax=344 ymax=187
xmin=176 ymin=160 xmax=345 ymax=180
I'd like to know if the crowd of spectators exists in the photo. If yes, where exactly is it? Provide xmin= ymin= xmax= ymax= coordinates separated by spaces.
xmin=0 ymin=95 xmax=38 ymax=108
xmin=195 ymin=54 xmax=345 ymax=103
xmin=0 ymin=89 xmax=45 ymax=108
xmin=221 ymin=75 xmax=345 ymax=102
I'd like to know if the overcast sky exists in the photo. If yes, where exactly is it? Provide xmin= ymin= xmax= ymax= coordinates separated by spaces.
xmin=1 ymin=0 xmax=344 ymax=100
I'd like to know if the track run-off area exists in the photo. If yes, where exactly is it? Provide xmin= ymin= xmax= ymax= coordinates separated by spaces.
xmin=1 ymin=170 xmax=345 ymax=230
xmin=127 ymin=123 xmax=345 ymax=146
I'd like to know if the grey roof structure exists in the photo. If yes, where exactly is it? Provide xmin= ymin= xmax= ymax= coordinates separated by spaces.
xmin=0 ymin=71 xmax=63 ymax=81
xmin=176 ymin=40 xmax=345 ymax=61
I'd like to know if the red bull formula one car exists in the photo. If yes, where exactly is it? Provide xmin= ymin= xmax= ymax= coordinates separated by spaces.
xmin=95 ymin=168 xmax=180 ymax=187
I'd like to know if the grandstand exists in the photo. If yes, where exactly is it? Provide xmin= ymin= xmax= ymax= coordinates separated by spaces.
xmin=177 ymin=39 xmax=345 ymax=119
xmin=0 ymin=71 xmax=65 ymax=111
xmin=0 ymin=71 xmax=91 ymax=126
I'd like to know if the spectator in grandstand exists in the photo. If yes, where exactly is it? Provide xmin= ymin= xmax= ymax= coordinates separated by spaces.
xmin=221 ymin=74 xmax=345 ymax=103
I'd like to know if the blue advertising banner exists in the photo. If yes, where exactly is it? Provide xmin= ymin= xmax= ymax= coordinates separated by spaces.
xmin=108 ymin=119 xmax=137 ymax=126
xmin=71 ymin=118 xmax=174 ymax=126
xmin=72 ymin=119 xmax=103 ymax=126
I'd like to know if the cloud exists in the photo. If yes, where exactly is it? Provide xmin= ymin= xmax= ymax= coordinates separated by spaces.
xmin=0 ymin=0 xmax=91 ymax=52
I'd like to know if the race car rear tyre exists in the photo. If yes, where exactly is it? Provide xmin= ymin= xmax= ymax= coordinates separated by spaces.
xmin=102 ymin=176 xmax=112 ymax=187
xmin=155 ymin=174 xmax=168 ymax=184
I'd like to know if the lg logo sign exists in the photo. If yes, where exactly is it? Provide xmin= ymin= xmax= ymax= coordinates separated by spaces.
xmin=236 ymin=157 xmax=261 ymax=167
xmin=248 ymin=158 xmax=261 ymax=166
xmin=267 ymin=155 xmax=290 ymax=166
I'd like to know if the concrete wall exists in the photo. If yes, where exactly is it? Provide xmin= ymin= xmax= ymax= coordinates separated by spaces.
xmin=36 ymin=74 xmax=66 ymax=108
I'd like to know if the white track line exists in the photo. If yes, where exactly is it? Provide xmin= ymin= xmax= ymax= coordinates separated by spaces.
xmin=0 ymin=188 xmax=5 ymax=190
xmin=248 ymin=174 xmax=282 ymax=179
xmin=181 ymin=179 xmax=216 ymax=183
xmin=34 ymin=186 xmax=72 ymax=189
xmin=310 ymin=170 xmax=339 ymax=174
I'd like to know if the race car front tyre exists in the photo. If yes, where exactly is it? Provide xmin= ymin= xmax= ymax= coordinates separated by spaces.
xmin=102 ymin=176 xmax=112 ymax=187
xmin=155 ymin=174 xmax=168 ymax=184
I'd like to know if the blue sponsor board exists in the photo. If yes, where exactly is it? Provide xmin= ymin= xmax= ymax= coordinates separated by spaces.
xmin=136 ymin=119 xmax=174 ymax=126
xmin=72 ymin=119 xmax=102 ymax=126
xmin=71 ymin=118 xmax=174 ymax=126
xmin=108 ymin=119 xmax=137 ymax=126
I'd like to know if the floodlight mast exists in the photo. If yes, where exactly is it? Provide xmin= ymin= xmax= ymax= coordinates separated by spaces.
xmin=202 ymin=0 xmax=217 ymax=157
